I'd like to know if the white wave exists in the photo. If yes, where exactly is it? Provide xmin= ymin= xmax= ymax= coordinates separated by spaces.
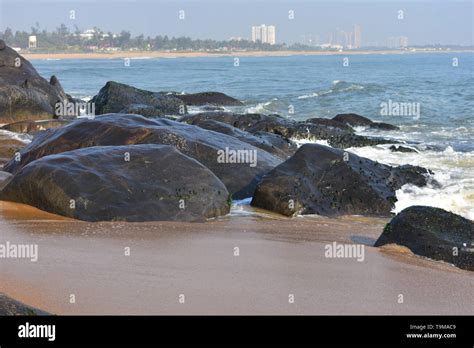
xmin=394 ymin=182 xmax=474 ymax=220
xmin=291 ymin=137 xmax=330 ymax=148
xmin=347 ymin=144 xmax=474 ymax=220
xmin=229 ymin=197 xmax=257 ymax=217
xmin=81 ymin=96 xmax=93 ymax=102
xmin=245 ymin=99 xmax=276 ymax=113
xmin=185 ymin=105 xmax=232 ymax=115
xmin=298 ymin=92 xmax=319 ymax=99
xmin=0 ymin=130 xmax=33 ymax=143
xmin=129 ymin=56 xmax=153 ymax=60
xmin=297 ymin=81 xmax=365 ymax=100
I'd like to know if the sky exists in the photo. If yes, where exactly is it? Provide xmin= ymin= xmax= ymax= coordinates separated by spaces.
xmin=0 ymin=0 xmax=472 ymax=46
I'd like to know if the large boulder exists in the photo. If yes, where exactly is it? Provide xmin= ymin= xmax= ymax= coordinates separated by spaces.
xmin=170 ymin=91 xmax=243 ymax=106
xmin=333 ymin=113 xmax=399 ymax=131
xmin=375 ymin=206 xmax=473 ymax=271
xmin=184 ymin=118 xmax=297 ymax=160
xmin=0 ymin=144 xmax=230 ymax=222
xmin=251 ymin=144 xmax=433 ymax=217
xmin=3 ymin=114 xmax=281 ymax=199
xmin=118 ymin=103 xmax=167 ymax=118
xmin=0 ymin=41 xmax=68 ymax=122
xmin=181 ymin=112 xmax=397 ymax=148
xmin=0 ymin=293 xmax=50 ymax=315
xmin=180 ymin=111 xmax=280 ymax=130
xmin=91 ymin=81 xmax=186 ymax=116
xmin=333 ymin=113 xmax=373 ymax=127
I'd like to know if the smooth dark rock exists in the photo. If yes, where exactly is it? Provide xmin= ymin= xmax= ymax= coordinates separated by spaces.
xmin=180 ymin=111 xmax=280 ymax=131
xmin=333 ymin=113 xmax=373 ymax=127
xmin=251 ymin=144 xmax=433 ymax=217
xmin=91 ymin=81 xmax=186 ymax=116
xmin=171 ymin=91 xmax=243 ymax=106
xmin=0 ymin=44 xmax=68 ymax=123
xmin=0 ymin=144 xmax=230 ymax=222
xmin=185 ymin=118 xmax=297 ymax=160
xmin=0 ymin=293 xmax=50 ymax=315
xmin=389 ymin=145 xmax=418 ymax=153
xmin=333 ymin=113 xmax=399 ymax=131
xmin=375 ymin=206 xmax=474 ymax=271
xmin=3 ymin=114 xmax=281 ymax=199
xmin=181 ymin=112 xmax=397 ymax=148
xmin=0 ymin=40 xmax=6 ymax=50
xmin=119 ymin=103 xmax=165 ymax=118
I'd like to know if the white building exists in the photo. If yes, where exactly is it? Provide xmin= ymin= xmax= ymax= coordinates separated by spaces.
xmin=80 ymin=29 xmax=96 ymax=40
xmin=266 ymin=26 xmax=276 ymax=45
xmin=28 ymin=35 xmax=37 ymax=49
xmin=251 ymin=25 xmax=276 ymax=45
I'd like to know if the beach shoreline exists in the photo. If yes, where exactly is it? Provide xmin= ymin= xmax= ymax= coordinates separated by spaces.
xmin=1 ymin=200 xmax=473 ymax=315
xmin=21 ymin=49 xmax=474 ymax=60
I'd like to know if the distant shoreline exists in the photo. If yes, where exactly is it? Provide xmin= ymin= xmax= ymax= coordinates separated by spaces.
xmin=22 ymin=49 xmax=474 ymax=60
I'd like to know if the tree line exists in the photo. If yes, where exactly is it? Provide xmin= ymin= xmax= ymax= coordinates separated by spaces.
xmin=0 ymin=24 xmax=326 ymax=52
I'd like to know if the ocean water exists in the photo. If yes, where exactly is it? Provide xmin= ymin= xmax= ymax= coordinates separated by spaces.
xmin=19 ymin=53 xmax=474 ymax=219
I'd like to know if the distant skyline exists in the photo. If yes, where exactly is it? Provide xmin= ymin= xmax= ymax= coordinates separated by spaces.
xmin=0 ymin=0 xmax=472 ymax=46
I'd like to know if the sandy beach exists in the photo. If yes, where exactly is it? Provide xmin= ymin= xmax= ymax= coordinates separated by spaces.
xmin=21 ymin=49 xmax=473 ymax=61
xmin=0 ymin=200 xmax=473 ymax=315
xmin=0 ymin=36 xmax=472 ymax=317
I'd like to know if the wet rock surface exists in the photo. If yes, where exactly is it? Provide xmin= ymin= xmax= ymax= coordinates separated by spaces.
xmin=183 ymin=118 xmax=297 ymax=160
xmin=0 ymin=144 xmax=230 ymax=222
xmin=170 ymin=91 xmax=243 ymax=106
xmin=3 ymin=114 xmax=281 ymax=199
xmin=333 ymin=113 xmax=399 ymax=131
xmin=0 ymin=42 xmax=68 ymax=123
xmin=92 ymin=81 xmax=186 ymax=116
xmin=251 ymin=144 xmax=433 ymax=217
xmin=181 ymin=112 xmax=398 ymax=148
xmin=0 ymin=293 xmax=50 ymax=315
xmin=375 ymin=206 xmax=474 ymax=271
xmin=389 ymin=145 xmax=418 ymax=153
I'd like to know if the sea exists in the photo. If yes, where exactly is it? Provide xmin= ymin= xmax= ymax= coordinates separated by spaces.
xmin=9 ymin=52 xmax=474 ymax=219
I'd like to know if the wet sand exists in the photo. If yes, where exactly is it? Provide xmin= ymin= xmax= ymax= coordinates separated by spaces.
xmin=0 ymin=201 xmax=473 ymax=315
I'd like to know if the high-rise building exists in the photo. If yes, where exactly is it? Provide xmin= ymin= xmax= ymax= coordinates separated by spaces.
xmin=266 ymin=26 xmax=276 ymax=45
xmin=252 ymin=26 xmax=260 ymax=42
xmin=345 ymin=31 xmax=353 ymax=48
xmin=354 ymin=25 xmax=362 ymax=48
xmin=251 ymin=25 xmax=276 ymax=45
xmin=399 ymin=36 xmax=409 ymax=48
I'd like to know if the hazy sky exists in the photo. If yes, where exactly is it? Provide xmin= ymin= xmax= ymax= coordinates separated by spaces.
xmin=0 ymin=0 xmax=472 ymax=45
